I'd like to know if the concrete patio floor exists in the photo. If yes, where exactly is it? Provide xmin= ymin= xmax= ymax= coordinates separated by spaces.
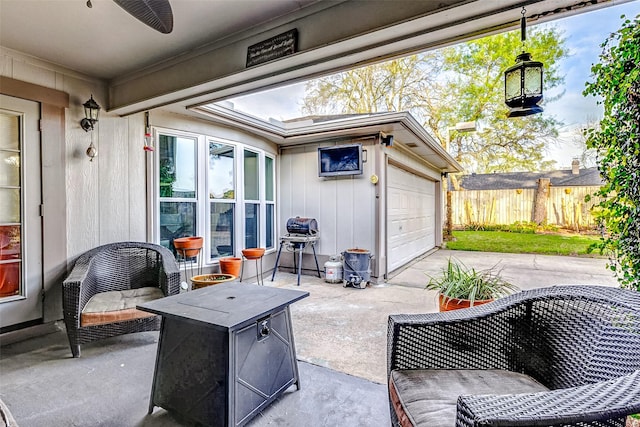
xmin=0 ymin=249 xmax=618 ymax=426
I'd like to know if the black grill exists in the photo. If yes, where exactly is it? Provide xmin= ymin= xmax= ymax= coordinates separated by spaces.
xmin=286 ymin=217 xmax=318 ymax=236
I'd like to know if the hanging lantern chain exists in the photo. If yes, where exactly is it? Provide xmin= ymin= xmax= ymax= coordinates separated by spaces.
xmin=520 ymin=7 xmax=527 ymax=50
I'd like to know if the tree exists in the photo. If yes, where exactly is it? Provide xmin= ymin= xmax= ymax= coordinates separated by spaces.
xmin=583 ymin=14 xmax=640 ymax=291
xmin=569 ymin=118 xmax=599 ymax=168
xmin=302 ymin=54 xmax=441 ymax=116
xmin=302 ymin=26 xmax=568 ymax=173
xmin=439 ymin=27 xmax=566 ymax=173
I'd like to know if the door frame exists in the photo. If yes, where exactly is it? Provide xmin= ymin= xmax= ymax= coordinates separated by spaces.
xmin=0 ymin=95 xmax=43 ymax=329
xmin=0 ymin=77 xmax=69 ymax=327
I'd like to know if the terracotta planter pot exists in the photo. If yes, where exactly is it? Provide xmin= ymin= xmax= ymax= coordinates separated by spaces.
xmin=173 ymin=236 xmax=203 ymax=258
xmin=242 ymin=248 xmax=265 ymax=260
xmin=190 ymin=273 xmax=236 ymax=290
xmin=219 ymin=257 xmax=242 ymax=278
xmin=438 ymin=294 xmax=493 ymax=312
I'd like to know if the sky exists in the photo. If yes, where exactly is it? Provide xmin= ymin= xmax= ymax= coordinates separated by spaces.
xmin=227 ymin=1 xmax=640 ymax=169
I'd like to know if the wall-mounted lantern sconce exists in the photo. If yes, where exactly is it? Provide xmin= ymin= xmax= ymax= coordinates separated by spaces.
xmin=80 ymin=95 xmax=100 ymax=161
xmin=381 ymin=133 xmax=394 ymax=147
xmin=504 ymin=8 xmax=544 ymax=118
xmin=80 ymin=95 xmax=101 ymax=131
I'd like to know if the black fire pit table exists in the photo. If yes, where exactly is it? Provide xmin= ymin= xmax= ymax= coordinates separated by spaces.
xmin=137 ymin=282 xmax=309 ymax=427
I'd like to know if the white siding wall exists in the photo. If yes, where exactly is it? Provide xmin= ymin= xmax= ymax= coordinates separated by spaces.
xmin=1 ymin=47 xmax=147 ymax=261
xmin=0 ymin=48 xmax=278 ymax=320
xmin=279 ymin=140 xmax=377 ymax=261
xmin=0 ymin=49 xmax=278 ymax=262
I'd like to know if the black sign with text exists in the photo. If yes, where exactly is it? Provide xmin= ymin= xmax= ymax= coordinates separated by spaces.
xmin=246 ymin=29 xmax=298 ymax=67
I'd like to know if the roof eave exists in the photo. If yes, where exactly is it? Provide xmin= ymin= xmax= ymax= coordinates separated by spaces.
xmin=191 ymin=106 xmax=463 ymax=173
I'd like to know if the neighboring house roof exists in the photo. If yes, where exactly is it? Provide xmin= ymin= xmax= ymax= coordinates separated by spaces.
xmin=458 ymin=167 xmax=603 ymax=190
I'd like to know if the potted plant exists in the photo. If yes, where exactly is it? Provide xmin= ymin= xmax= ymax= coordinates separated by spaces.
xmin=219 ymin=256 xmax=242 ymax=278
xmin=173 ymin=236 xmax=203 ymax=258
xmin=425 ymin=257 xmax=518 ymax=312
xmin=191 ymin=273 xmax=236 ymax=290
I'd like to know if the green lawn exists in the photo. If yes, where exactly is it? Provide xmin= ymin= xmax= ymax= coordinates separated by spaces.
xmin=446 ymin=231 xmax=603 ymax=256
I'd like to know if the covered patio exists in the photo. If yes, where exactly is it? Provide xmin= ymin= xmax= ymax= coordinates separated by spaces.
xmin=0 ymin=0 xmax=636 ymax=425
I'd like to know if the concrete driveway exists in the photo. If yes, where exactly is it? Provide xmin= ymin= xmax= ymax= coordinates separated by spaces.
xmin=389 ymin=249 xmax=618 ymax=291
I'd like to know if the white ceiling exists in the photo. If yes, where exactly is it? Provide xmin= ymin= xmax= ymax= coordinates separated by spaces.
xmin=0 ymin=0 xmax=322 ymax=80
xmin=1 ymin=0 xmax=629 ymax=114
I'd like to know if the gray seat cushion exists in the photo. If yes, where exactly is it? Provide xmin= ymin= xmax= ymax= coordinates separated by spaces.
xmin=81 ymin=287 xmax=163 ymax=326
xmin=390 ymin=369 xmax=549 ymax=427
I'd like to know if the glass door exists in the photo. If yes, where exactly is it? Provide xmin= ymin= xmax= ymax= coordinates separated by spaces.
xmin=0 ymin=95 xmax=42 ymax=330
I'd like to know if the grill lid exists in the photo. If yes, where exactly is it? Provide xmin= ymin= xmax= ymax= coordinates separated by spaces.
xmin=286 ymin=217 xmax=318 ymax=235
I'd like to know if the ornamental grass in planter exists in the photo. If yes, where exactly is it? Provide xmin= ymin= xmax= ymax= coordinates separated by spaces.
xmin=425 ymin=257 xmax=518 ymax=312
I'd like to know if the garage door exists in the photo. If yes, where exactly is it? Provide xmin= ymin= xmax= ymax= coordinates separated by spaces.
xmin=387 ymin=164 xmax=436 ymax=272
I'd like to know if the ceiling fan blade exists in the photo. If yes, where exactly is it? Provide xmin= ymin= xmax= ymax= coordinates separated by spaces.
xmin=113 ymin=0 xmax=173 ymax=34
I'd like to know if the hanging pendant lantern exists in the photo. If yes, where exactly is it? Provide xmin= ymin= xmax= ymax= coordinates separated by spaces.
xmin=504 ymin=8 xmax=544 ymax=117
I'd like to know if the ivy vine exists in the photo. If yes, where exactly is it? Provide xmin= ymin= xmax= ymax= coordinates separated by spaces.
xmin=584 ymin=14 xmax=640 ymax=291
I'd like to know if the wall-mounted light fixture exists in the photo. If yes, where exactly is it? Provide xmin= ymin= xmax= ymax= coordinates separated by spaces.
xmin=80 ymin=95 xmax=100 ymax=132
xmin=380 ymin=133 xmax=394 ymax=147
xmin=504 ymin=7 xmax=544 ymax=118
xmin=80 ymin=95 xmax=100 ymax=161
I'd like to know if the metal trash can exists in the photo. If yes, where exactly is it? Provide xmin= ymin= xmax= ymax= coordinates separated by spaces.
xmin=342 ymin=248 xmax=371 ymax=289
xmin=324 ymin=255 xmax=343 ymax=283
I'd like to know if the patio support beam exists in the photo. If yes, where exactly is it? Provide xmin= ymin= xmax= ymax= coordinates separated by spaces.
xmin=108 ymin=0 xmax=615 ymax=116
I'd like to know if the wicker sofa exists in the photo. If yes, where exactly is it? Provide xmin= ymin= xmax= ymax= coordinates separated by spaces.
xmin=62 ymin=242 xmax=180 ymax=358
xmin=387 ymin=285 xmax=640 ymax=427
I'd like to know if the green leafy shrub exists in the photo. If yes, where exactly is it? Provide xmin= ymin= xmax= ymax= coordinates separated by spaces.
xmin=584 ymin=14 xmax=640 ymax=291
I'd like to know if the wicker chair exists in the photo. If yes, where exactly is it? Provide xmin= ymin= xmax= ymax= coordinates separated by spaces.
xmin=62 ymin=242 xmax=180 ymax=358
xmin=387 ymin=285 xmax=640 ymax=427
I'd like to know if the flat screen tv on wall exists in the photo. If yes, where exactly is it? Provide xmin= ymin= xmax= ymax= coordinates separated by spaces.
xmin=318 ymin=144 xmax=363 ymax=177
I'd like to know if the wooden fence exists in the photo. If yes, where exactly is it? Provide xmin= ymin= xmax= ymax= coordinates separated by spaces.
xmin=451 ymin=186 xmax=602 ymax=229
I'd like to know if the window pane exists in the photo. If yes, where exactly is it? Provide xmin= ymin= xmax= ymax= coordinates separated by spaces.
xmin=0 ymin=189 xmax=20 ymax=223
xmin=244 ymin=150 xmax=259 ymax=200
xmin=211 ymin=202 xmax=235 ymax=259
xmin=159 ymin=202 xmax=196 ymax=253
xmin=0 ymin=225 xmax=20 ymax=260
xmin=0 ymin=151 xmax=20 ymax=187
xmin=0 ymin=225 xmax=21 ymax=297
xmin=245 ymin=203 xmax=259 ymax=249
xmin=0 ymin=114 xmax=21 ymax=299
xmin=266 ymin=204 xmax=274 ymax=249
xmin=0 ymin=114 xmax=19 ymax=150
xmin=265 ymin=156 xmax=274 ymax=201
xmin=209 ymin=142 xmax=235 ymax=200
xmin=159 ymin=134 xmax=196 ymax=198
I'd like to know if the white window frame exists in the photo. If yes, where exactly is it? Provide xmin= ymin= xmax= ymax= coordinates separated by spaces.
xmin=150 ymin=127 xmax=276 ymax=266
